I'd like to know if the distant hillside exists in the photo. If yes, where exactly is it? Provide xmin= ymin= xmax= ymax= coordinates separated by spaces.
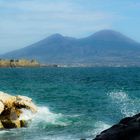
xmin=1 ymin=30 xmax=140 ymax=66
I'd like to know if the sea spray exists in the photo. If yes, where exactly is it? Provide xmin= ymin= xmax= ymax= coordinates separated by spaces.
xmin=94 ymin=121 xmax=110 ymax=134
xmin=107 ymin=91 xmax=138 ymax=117
xmin=32 ymin=107 xmax=69 ymax=126
xmin=19 ymin=106 xmax=73 ymax=129
xmin=86 ymin=121 xmax=111 ymax=139
xmin=19 ymin=109 xmax=35 ymax=121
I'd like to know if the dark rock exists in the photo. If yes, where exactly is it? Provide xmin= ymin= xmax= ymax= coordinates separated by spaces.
xmin=1 ymin=120 xmax=28 ymax=129
xmin=93 ymin=113 xmax=140 ymax=140
xmin=1 ymin=120 xmax=21 ymax=128
xmin=20 ymin=120 xmax=28 ymax=127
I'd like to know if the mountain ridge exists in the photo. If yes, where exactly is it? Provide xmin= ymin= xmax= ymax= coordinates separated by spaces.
xmin=86 ymin=29 xmax=137 ymax=43
xmin=1 ymin=29 xmax=140 ymax=66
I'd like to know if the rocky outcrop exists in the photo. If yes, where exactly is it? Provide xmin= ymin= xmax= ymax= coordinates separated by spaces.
xmin=93 ymin=113 xmax=140 ymax=140
xmin=0 ymin=91 xmax=37 ymax=129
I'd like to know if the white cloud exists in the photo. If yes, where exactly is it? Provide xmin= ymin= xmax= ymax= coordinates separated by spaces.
xmin=0 ymin=0 xmax=116 ymax=53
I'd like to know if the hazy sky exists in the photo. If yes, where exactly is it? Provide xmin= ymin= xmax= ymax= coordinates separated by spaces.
xmin=0 ymin=0 xmax=140 ymax=53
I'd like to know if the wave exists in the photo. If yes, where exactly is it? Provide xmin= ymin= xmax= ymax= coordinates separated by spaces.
xmin=34 ymin=135 xmax=80 ymax=140
xmin=19 ymin=106 xmax=77 ymax=129
xmin=85 ymin=121 xmax=111 ymax=139
xmin=94 ymin=121 xmax=111 ymax=134
xmin=107 ymin=91 xmax=138 ymax=117
xmin=0 ymin=130 xmax=9 ymax=134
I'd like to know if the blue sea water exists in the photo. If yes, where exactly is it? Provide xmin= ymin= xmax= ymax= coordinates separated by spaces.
xmin=0 ymin=67 xmax=140 ymax=140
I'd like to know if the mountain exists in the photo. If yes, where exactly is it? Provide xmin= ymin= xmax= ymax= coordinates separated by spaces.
xmin=1 ymin=30 xmax=140 ymax=66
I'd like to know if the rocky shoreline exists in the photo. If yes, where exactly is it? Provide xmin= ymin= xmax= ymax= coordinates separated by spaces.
xmin=0 ymin=92 xmax=37 ymax=129
xmin=1 ymin=91 xmax=140 ymax=140
xmin=87 ymin=113 xmax=140 ymax=140
xmin=80 ymin=113 xmax=140 ymax=140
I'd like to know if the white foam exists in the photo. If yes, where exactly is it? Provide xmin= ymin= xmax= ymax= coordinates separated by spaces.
xmin=108 ymin=91 xmax=129 ymax=102
xmin=0 ymin=130 xmax=9 ymax=134
xmin=19 ymin=109 xmax=35 ymax=121
xmin=19 ymin=106 xmax=71 ymax=128
xmin=108 ymin=91 xmax=137 ymax=117
xmin=91 ymin=121 xmax=111 ymax=137
xmin=33 ymin=107 xmax=68 ymax=126
xmin=36 ymin=135 xmax=79 ymax=140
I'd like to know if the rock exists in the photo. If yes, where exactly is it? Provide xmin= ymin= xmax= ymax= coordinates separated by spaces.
xmin=0 ymin=101 xmax=4 ymax=114
xmin=0 ymin=91 xmax=37 ymax=129
xmin=20 ymin=120 xmax=28 ymax=127
xmin=93 ymin=113 xmax=140 ymax=140
xmin=0 ymin=121 xmax=4 ymax=129
xmin=14 ymin=95 xmax=37 ymax=113
xmin=1 ymin=120 xmax=27 ymax=129
xmin=1 ymin=120 xmax=21 ymax=128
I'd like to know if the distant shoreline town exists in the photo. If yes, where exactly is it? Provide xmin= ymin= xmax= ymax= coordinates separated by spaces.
xmin=0 ymin=59 xmax=59 ymax=68
xmin=0 ymin=59 xmax=40 ymax=68
xmin=0 ymin=59 xmax=140 ymax=68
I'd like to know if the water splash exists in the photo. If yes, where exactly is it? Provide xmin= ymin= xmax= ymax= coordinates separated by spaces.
xmin=107 ymin=91 xmax=138 ymax=117
xmin=19 ymin=109 xmax=35 ymax=121
xmin=20 ymin=106 xmax=73 ymax=128
xmin=86 ymin=121 xmax=111 ymax=139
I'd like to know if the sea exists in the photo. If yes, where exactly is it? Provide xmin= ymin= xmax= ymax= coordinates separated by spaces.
xmin=0 ymin=67 xmax=140 ymax=140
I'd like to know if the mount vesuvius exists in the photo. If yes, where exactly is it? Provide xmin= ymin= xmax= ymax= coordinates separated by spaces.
xmin=1 ymin=30 xmax=140 ymax=66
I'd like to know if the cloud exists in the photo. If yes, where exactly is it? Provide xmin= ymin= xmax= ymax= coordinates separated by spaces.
xmin=0 ymin=0 xmax=113 ymax=31
xmin=0 ymin=0 xmax=116 ymax=53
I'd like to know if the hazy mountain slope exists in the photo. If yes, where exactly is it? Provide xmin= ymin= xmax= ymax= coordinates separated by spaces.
xmin=1 ymin=30 xmax=140 ymax=65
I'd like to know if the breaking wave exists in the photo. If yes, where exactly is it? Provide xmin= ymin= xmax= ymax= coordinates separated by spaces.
xmin=85 ymin=121 xmax=111 ymax=139
xmin=20 ymin=106 xmax=74 ymax=128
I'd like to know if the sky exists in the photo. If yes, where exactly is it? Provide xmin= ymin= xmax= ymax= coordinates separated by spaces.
xmin=0 ymin=0 xmax=140 ymax=54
